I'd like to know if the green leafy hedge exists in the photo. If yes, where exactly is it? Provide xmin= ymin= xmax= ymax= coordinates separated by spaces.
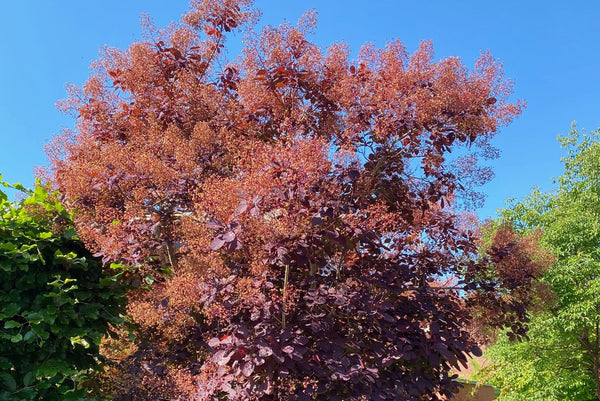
xmin=0 ymin=178 xmax=126 ymax=401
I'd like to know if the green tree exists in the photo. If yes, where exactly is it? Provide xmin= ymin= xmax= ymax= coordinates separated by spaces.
xmin=484 ymin=127 xmax=600 ymax=400
xmin=0 ymin=178 xmax=126 ymax=401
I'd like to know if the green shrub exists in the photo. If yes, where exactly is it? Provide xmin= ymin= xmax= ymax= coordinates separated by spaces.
xmin=0 ymin=178 xmax=125 ymax=400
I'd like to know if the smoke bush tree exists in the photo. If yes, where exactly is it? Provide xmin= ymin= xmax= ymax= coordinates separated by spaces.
xmin=48 ymin=1 xmax=547 ymax=399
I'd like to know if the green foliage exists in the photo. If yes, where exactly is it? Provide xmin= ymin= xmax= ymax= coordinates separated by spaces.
xmin=484 ymin=126 xmax=600 ymax=400
xmin=0 ymin=178 xmax=126 ymax=401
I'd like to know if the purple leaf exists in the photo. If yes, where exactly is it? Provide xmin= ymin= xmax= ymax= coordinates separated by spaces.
xmin=258 ymin=346 xmax=273 ymax=357
xmin=311 ymin=216 xmax=324 ymax=226
xmin=212 ymin=350 xmax=232 ymax=366
xmin=241 ymin=361 xmax=255 ymax=377
xmin=227 ymin=238 xmax=243 ymax=252
xmin=207 ymin=219 xmax=225 ymax=229
xmin=294 ymin=336 xmax=309 ymax=346
xmin=347 ymin=169 xmax=360 ymax=180
xmin=235 ymin=199 xmax=248 ymax=215
xmin=210 ymin=237 xmax=225 ymax=251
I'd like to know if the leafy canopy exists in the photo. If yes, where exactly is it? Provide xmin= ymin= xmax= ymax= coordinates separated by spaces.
xmin=48 ymin=0 xmax=542 ymax=399
xmin=484 ymin=127 xmax=600 ymax=400
xmin=0 ymin=178 xmax=125 ymax=401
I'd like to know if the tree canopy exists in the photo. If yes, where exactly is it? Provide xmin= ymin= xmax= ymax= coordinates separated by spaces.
xmin=484 ymin=127 xmax=600 ymax=400
xmin=47 ymin=0 xmax=543 ymax=399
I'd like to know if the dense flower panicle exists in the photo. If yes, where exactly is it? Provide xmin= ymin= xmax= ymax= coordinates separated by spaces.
xmin=48 ymin=0 xmax=542 ymax=399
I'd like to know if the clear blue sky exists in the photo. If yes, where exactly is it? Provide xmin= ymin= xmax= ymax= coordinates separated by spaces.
xmin=1 ymin=1 xmax=598 ymax=219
